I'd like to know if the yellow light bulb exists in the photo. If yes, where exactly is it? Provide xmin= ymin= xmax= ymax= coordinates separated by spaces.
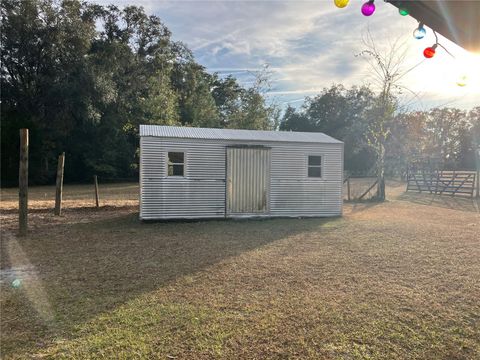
xmin=334 ymin=0 xmax=350 ymax=9
xmin=456 ymin=74 xmax=468 ymax=87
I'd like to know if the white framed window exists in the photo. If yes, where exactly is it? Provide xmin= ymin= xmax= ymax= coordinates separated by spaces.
xmin=307 ymin=155 xmax=322 ymax=178
xmin=167 ymin=152 xmax=185 ymax=176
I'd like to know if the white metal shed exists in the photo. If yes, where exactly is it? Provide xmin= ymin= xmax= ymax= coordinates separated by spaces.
xmin=139 ymin=125 xmax=343 ymax=220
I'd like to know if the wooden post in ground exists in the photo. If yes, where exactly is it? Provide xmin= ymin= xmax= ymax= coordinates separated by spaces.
xmin=94 ymin=175 xmax=99 ymax=208
xmin=54 ymin=152 xmax=65 ymax=216
xmin=476 ymin=147 xmax=480 ymax=198
xmin=19 ymin=129 xmax=29 ymax=236
xmin=347 ymin=177 xmax=351 ymax=201
xmin=476 ymin=170 xmax=479 ymax=198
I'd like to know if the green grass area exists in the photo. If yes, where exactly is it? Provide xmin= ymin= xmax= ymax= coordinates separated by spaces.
xmin=1 ymin=185 xmax=479 ymax=359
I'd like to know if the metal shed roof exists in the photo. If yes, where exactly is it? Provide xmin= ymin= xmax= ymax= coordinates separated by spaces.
xmin=140 ymin=125 xmax=342 ymax=144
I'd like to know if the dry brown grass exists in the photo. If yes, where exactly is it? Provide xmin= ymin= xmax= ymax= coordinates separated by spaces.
xmin=1 ymin=182 xmax=479 ymax=359
xmin=0 ymin=183 xmax=138 ymax=211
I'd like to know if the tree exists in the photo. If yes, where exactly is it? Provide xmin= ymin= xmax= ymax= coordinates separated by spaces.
xmin=211 ymin=75 xmax=244 ymax=127
xmin=469 ymin=108 xmax=480 ymax=185
xmin=1 ymin=0 xmax=98 ymax=184
xmin=210 ymin=65 xmax=278 ymax=131
xmin=280 ymin=105 xmax=313 ymax=132
xmin=280 ymin=84 xmax=376 ymax=175
xmin=357 ymin=32 xmax=412 ymax=200
xmin=1 ymin=0 xmax=277 ymax=185
xmin=141 ymin=71 xmax=180 ymax=126
xmin=177 ymin=64 xmax=220 ymax=127
xmin=385 ymin=107 xmax=477 ymax=177
xmin=424 ymin=108 xmax=470 ymax=169
xmin=385 ymin=111 xmax=428 ymax=178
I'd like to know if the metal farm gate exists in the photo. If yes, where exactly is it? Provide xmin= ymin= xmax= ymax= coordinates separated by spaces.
xmin=407 ymin=170 xmax=477 ymax=197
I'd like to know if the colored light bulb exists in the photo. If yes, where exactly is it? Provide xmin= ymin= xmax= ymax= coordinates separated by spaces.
xmin=399 ymin=8 xmax=409 ymax=16
xmin=334 ymin=0 xmax=350 ymax=8
xmin=413 ymin=27 xmax=426 ymax=39
xmin=361 ymin=1 xmax=375 ymax=16
xmin=423 ymin=46 xmax=436 ymax=58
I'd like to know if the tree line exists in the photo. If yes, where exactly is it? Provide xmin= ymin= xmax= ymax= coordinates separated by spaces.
xmin=2 ymin=1 xmax=479 ymax=188
xmin=281 ymin=85 xmax=480 ymax=177
xmin=1 ymin=0 xmax=277 ymax=185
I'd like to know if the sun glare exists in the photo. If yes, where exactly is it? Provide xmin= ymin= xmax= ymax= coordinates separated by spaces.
xmin=411 ymin=45 xmax=480 ymax=99
xmin=456 ymin=52 xmax=480 ymax=89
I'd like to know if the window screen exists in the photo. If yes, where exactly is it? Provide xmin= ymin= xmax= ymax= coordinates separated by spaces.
xmin=308 ymin=155 xmax=322 ymax=178
xmin=168 ymin=152 xmax=184 ymax=176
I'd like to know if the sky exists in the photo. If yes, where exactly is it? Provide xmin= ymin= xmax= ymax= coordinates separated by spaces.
xmin=94 ymin=0 xmax=480 ymax=111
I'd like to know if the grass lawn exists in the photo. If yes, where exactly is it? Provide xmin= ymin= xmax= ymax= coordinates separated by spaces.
xmin=1 ymin=183 xmax=479 ymax=359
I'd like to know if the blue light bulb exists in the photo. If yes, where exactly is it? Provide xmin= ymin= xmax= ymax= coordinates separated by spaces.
xmin=413 ymin=26 xmax=426 ymax=39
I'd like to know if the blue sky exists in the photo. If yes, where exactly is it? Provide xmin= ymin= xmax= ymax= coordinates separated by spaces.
xmin=94 ymin=0 xmax=480 ymax=111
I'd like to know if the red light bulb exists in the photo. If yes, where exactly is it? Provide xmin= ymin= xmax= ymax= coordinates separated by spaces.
xmin=423 ymin=46 xmax=436 ymax=58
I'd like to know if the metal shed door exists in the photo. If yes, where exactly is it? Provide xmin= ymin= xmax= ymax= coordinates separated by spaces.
xmin=226 ymin=147 xmax=271 ymax=215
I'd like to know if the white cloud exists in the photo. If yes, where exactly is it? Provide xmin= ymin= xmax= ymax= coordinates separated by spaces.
xmin=89 ymin=0 xmax=479 ymax=110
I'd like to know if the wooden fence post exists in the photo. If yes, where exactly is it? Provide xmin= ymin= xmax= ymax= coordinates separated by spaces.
xmin=54 ymin=152 xmax=65 ymax=216
xmin=19 ymin=129 xmax=29 ymax=236
xmin=476 ymin=147 xmax=480 ymax=198
xmin=476 ymin=170 xmax=479 ymax=198
xmin=94 ymin=175 xmax=99 ymax=208
xmin=347 ymin=177 xmax=351 ymax=201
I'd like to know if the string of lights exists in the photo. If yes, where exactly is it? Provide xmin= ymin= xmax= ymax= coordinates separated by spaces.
xmin=333 ymin=0 xmax=468 ymax=86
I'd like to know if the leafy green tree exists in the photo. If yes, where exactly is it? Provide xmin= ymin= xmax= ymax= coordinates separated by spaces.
xmin=228 ymin=66 xmax=278 ymax=130
xmin=385 ymin=108 xmax=478 ymax=175
xmin=385 ymin=111 xmax=428 ymax=178
xmin=211 ymin=75 xmax=244 ymax=127
xmin=424 ymin=108 xmax=470 ymax=169
xmin=1 ymin=0 xmax=277 ymax=185
xmin=141 ymin=71 xmax=180 ymax=126
xmin=280 ymin=105 xmax=314 ymax=132
xmin=280 ymin=85 xmax=376 ymax=175
xmin=1 ymin=0 xmax=98 ymax=184
xmin=178 ymin=64 xmax=220 ymax=127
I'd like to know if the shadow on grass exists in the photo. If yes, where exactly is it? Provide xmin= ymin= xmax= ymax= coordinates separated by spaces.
xmin=1 ymin=210 xmax=340 ymax=357
xmin=343 ymin=197 xmax=386 ymax=214
xmin=397 ymin=191 xmax=479 ymax=213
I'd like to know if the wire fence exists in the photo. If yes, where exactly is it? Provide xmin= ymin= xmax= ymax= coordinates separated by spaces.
xmin=343 ymin=176 xmax=379 ymax=201
xmin=0 ymin=176 xmax=139 ymax=211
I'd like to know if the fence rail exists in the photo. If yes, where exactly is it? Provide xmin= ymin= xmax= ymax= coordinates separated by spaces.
xmin=407 ymin=170 xmax=476 ymax=197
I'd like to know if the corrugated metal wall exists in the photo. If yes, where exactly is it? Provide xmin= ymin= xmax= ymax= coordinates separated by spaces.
xmin=226 ymin=147 xmax=271 ymax=215
xmin=140 ymin=137 xmax=226 ymax=219
xmin=140 ymin=137 xmax=343 ymax=220
xmin=269 ymin=143 xmax=343 ymax=217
